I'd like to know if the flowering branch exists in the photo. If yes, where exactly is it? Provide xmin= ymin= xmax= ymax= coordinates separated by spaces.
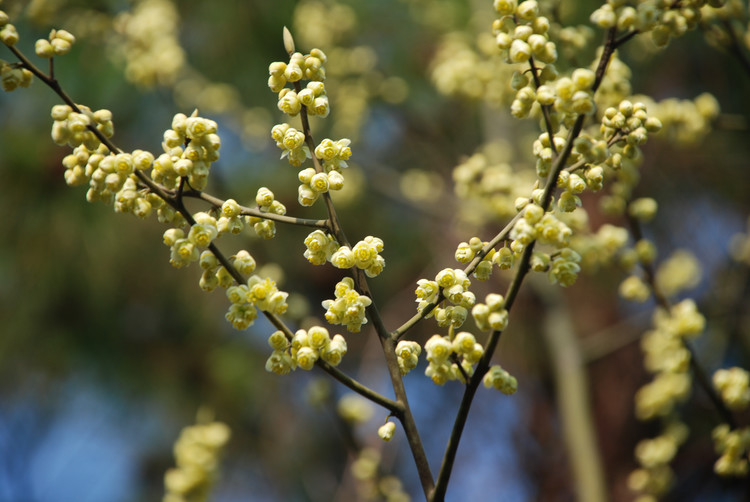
xmin=5 ymin=32 xmax=409 ymax=449
xmin=282 ymin=28 xmax=435 ymax=496
xmin=4 ymin=2 xmax=749 ymax=500
xmin=430 ymin=26 xmax=622 ymax=501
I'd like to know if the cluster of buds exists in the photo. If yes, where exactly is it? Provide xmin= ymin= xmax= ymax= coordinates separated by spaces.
xmin=471 ymin=293 xmax=508 ymax=331
xmin=51 ymin=104 xmax=113 ymax=151
xmin=539 ymin=67 xmax=597 ymax=123
xmin=424 ymin=332 xmax=484 ymax=385
xmin=83 ymin=148 xmax=153 ymax=207
xmin=0 ymin=10 xmax=18 ymax=46
xmin=272 ymin=122 xmax=310 ymax=167
xmin=395 ymin=340 xmax=422 ymax=375
xmin=197 ymin=249 xmax=256 ymax=293
xmin=548 ymin=248 xmax=582 ymax=287
xmin=483 ymin=365 xmax=518 ymax=395
xmin=152 ymin=111 xmax=220 ymax=191
xmin=534 ymin=131 xmax=604 ymax=193
xmin=268 ymin=34 xmax=329 ymax=125
xmin=510 ymin=202 xmax=573 ymax=255
xmin=34 ymin=29 xmax=76 ymax=58
xmin=321 ymin=277 xmax=372 ymax=333
xmin=330 ymin=235 xmax=385 ymax=278
xmin=268 ymin=46 xmax=327 ymax=92
xmin=217 ymin=198 xmax=244 ymax=235
xmin=294 ymin=138 xmax=352 ymax=206
xmin=0 ymin=58 xmax=32 ymax=91
xmin=471 ymin=293 xmax=510 ymax=332
xmin=113 ymin=167 xmax=163 ymax=219
xmin=414 ymin=268 xmax=475 ymax=328
xmin=277 ymin=80 xmax=330 ymax=118
xmin=315 ymin=138 xmax=351 ymax=172
xmin=303 ymin=230 xmax=340 ymax=265
xmin=493 ymin=0 xmax=557 ymax=65
xmin=712 ymin=424 xmax=750 ymax=477
xmin=297 ymin=165 xmax=336 ymax=205
xmin=164 ymin=211 xmax=284 ymax=331
xmin=224 ymin=275 xmax=288 ymax=330
xmin=163 ymin=420 xmax=231 ymax=501
xmin=434 ymin=268 xmax=475 ymax=328
xmin=635 ymin=300 xmax=705 ymax=421
xmin=163 ymin=212 xmax=218 ymax=268
xmin=628 ymin=421 xmax=689 ymax=499
xmin=455 ymin=237 xmax=495 ymax=281
xmin=590 ymin=0 xmax=722 ymax=47
xmin=713 ymin=367 xmax=750 ymax=411
xmin=601 ymin=100 xmax=663 ymax=151
xmin=265 ymin=327 xmax=347 ymax=375
xmin=0 ymin=11 xmax=32 ymax=91
xmin=492 ymin=1 xmax=562 ymax=120
xmin=247 ymin=187 xmax=286 ymax=239
xmin=246 ymin=275 xmax=288 ymax=315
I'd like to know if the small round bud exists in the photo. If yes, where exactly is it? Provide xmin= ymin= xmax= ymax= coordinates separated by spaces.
xmin=628 ymin=197 xmax=658 ymax=222
xmin=0 ymin=24 xmax=19 ymax=46
xmin=35 ymin=39 xmax=55 ymax=58
xmin=619 ymin=275 xmax=651 ymax=303
xmin=509 ymin=39 xmax=531 ymax=63
xmin=378 ymin=421 xmax=396 ymax=442
xmin=282 ymin=26 xmax=295 ymax=55
xmin=516 ymin=0 xmax=539 ymax=20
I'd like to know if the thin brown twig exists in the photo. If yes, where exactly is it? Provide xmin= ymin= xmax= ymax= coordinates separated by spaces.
xmin=529 ymin=56 xmax=558 ymax=155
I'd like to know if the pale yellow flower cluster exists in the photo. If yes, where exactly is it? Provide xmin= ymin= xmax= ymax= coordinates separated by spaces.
xmin=163 ymin=420 xmax=231 ymax=502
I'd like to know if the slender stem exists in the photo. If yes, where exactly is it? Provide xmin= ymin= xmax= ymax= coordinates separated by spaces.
xmin=294 ymin=82 xmax=349 ymax=245
xmin=614 ymin=29 xmax=639 ymax=49
xmin=392 ymin=289 xmax=446 ymax=341
xmin=319 ymin=358 xmax=404 ymax=414
xmin=368 ymin=295 xmax=435 ymax=496
xmin=529 ymin=56 xmax=558 ymax=155
xmin=464 ymin=212 xmax=523 ymax=278
xmin=181 ymin=189 xmax=329 ymax=229
xmin=429 ymin=356 xmax=486 ymax=501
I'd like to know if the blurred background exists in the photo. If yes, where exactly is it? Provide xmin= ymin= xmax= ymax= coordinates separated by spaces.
xmin=1 ymin=0 xmax=750 ymax=501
